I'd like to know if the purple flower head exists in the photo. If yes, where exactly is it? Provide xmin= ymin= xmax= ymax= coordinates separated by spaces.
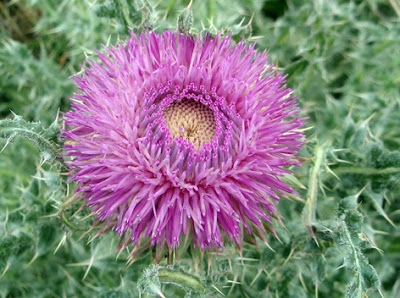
xmin=63 ymin=31 xmax=304 ymax=253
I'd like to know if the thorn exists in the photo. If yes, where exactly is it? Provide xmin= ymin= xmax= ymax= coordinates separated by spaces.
xmin=334 ymin=263 xmax=346 ymax=271
xmin=0 ymin=137 xmax=11 ymax=154
xmin=82 ymin=255 xmax=95 ymax=280
xmin=282 ymin=247 xmax=295 ymax=266
xmin=212 ymin=285 xmax=225 ymax=296
xmin=0 ymin=263 xmax=10 ymax=279
xmin=378 ymin=288 xmax=384 ymax=298
xmin=247 ymin=12 xmax=255 ymax=28
xmin=228 ymin=257 xmax=232 ymax=272
xmin=227 ymin=275 xmax=238 ymax=297
xmin=262 ymin=239 xmax=276 ymax=252
xmin=356 ymin=183 xmax=369 ymax=199
xmin=116 ymin=243 xmax=129 ymax=260
xmin=106 ymin=34 xmax=112 ymax=47
xmin=54 ymin=233 xmax=67 ymax=255
xmin=55 ymin=108 xmax=60 ymax=122
xmin=27 ymin=253 xmax=38 ymax=266
xmin=238 ymin=246 xmax=244 ymax=266
xmin=249 ymin=268 xmax=263 ymax=287
xmin=157 ymin=290 xmax=166 ymax=298
xmin=274 ymin=232 xmax=283 ymax=245
xmin=78 ymin=210 xmax=95 ymax=221
xmin=298 ymin=271 xmax=307 ymax=291
xmin=325 ymin=165 xmax=340 ymax=180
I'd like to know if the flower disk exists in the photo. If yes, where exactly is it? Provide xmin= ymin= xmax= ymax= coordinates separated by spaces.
xmin=63 ymin=31 xmax=304 ymax=251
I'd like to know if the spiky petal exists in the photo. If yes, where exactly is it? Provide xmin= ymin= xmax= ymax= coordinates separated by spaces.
xmin=63 ymin=31 xmax=304 ymax=251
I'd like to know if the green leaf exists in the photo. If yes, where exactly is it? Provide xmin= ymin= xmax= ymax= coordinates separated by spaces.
xmin=334 ymin=196 xmax=381 ymax=298
xmin=364 ymin=186 xmax=395 ymax=227
xmin=307 ymin=255 xmax=326 ymax=286
xmin=94 ymin=3 xmax=116 ymax=18
xmin=0 ymin=232 xmax=31 ymax=275
xmin=137 ymin=265 xmax=162 ymax=296
xmin=94 ymin=0 xmax=153 ymax=34
xmin=177 ymin=1 xmax=194 ymax=34
xmin=0 ymin=114 xmax=64 ymax=167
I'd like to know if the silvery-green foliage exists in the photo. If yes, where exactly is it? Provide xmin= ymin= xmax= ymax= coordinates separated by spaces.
xmin=0 ymin=0 xmax=399 ymax=297
xmin=0 ymin=115 xmax=61 ymax=163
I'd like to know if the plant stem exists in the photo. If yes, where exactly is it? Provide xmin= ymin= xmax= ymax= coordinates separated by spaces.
xmin=332 ymin=166 xmax=400 ymax=176
xmin=304 ymin=144 xmax=326 ymax=226
xmin=158 ymin=269 xmax=205 ymax=293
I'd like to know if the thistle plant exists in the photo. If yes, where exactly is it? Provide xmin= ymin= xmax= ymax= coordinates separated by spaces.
xmin=1 ymin=0 xmax=399 ymax=297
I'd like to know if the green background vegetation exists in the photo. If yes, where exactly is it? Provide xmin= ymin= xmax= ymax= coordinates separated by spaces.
xmin=0 ymin=0 xmax=399 ymax=297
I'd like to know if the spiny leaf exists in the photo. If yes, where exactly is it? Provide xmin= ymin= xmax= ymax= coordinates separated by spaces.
xmin=364 ymin=186 xmax=395 ymax=227
xmin=334 ymin=196 xmax=381 ymax=298
xmin=177 ymin=0 xmax=194 ymax=34
xmin=0 ymin=114 xmax=64 ymax=167
xmin=137 ymin=265 xmax=162 ymax=296
xmin=0 ymin=232 xmax=31 ymax=273
xmin=94 ymin=0 xmax=153 ymax=34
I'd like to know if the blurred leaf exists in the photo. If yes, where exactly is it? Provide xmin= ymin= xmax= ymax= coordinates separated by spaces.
xmin=0 ymin=114 xmax=62 ymax=164
xmin=333 ymin=196 xmax=381 ymax=297
xmin=177 ymin=2 xmax=193 ymax=34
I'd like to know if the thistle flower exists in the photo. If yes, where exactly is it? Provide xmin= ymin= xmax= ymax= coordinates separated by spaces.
xmin=63 ymin=31 xmax=304 ymax=254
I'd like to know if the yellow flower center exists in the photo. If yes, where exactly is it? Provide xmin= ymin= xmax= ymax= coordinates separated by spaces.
xmin=163 ymin=98 xmax=216 ymax=150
